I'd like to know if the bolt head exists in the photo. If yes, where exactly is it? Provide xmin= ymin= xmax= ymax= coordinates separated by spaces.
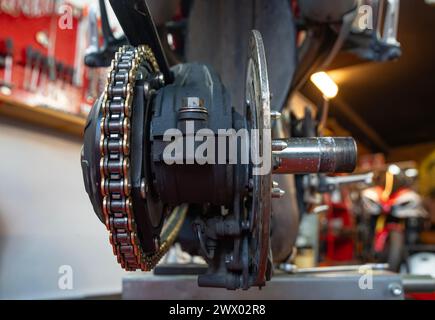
xmin=183 ymin=96 xmax=204 ymax=109
xmin=271 ymin=187 xmax=285 ymax=198
xmin=270 ymin=111 xmax=282 ymax=120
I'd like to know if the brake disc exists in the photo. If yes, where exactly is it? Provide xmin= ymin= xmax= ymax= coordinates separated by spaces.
xmin=244 ymin=30 xmax=273 ymax=287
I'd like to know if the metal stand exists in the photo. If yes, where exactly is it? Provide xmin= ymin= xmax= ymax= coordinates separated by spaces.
xmin=122 ymin=268 xmax=405 ymax=300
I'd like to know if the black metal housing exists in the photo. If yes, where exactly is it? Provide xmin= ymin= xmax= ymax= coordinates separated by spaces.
xmin=151 ymin=63 xmax=234 ymax=205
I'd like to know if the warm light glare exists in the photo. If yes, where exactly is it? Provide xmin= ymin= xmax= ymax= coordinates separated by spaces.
xmin=388 ymin=164 xmax=401 ymax=175
xmin=405 ymin=168 xmax=418 ymax=178
xmin=310 ymin=72 xmax=339 ymax=99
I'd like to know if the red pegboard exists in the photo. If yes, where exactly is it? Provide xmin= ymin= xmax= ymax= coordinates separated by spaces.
xmin=0 ymin=12 xmax=79 ymax=66
xmin=0 ymin=9 xmax=94 ymax=116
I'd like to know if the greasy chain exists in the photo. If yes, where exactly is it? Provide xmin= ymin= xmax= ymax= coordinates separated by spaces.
xmin=99 ymin=45 xmax=186 ymax=271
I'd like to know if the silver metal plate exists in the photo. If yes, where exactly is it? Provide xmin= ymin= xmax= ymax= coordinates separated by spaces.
xmin=245 ymin=30 xmax=272 ymax=287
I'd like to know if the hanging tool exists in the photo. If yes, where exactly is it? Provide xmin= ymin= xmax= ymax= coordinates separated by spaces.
xmin=22 ymin=46 xmax=35 ymax=90
xmin=0 ymin=38 xmax=14 ymax=95
xmin=56 ymin=61 xmax=65 ymax=89
xmin=45 ymin=56 xmax=57 ymax=101
xmin=67 ymin=67 xmax=75 ymax=87
xmin=29 ymin=50 xmax=42 ymax=92
xmin=37 ymin=55 xmax=49 ymax=96
xmin=62 ymin=65 xmax=75 ymax=103
xmin=50 ymin=60 xmax=64 ymax=103
xmin=85 ymin=4 xmax=100 ymax=100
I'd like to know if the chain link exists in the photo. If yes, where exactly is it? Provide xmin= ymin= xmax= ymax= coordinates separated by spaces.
xmin=99 ymin=45 xmax=186 ymax=271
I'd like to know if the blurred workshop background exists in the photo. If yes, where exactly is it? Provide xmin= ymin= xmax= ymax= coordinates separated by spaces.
xmin=0 ymin=0 xmax=434 ymax=299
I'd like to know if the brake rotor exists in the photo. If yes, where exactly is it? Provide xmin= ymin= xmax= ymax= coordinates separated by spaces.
xmin=244 ymin=30 xmax=272 ymax=287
